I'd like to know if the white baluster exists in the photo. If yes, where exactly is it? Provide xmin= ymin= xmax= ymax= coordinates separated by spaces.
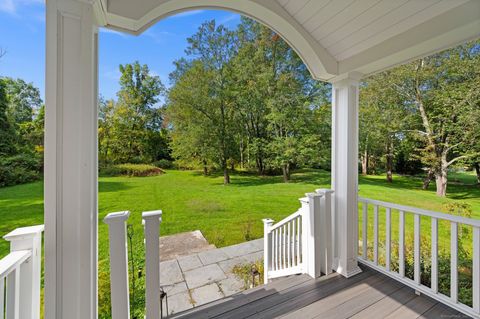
xmin=473 ymin=226 xmax=480 ymax=313
xmin=414 ymin=214 xmax=421 ymax=285
xmin=262 ymin=219 xmax=274 ymax=283
xmin=385 ymin=208 xmax=391 ymax=271
xmin=373 ymin=205 xmax=378 ymax=265
xmin=399 ymin=211 xmax=405 ymax=277
xmin=3 ymin=225 xmax=44 ymax=319
xmin=297 ymin=216 xmax=302 ymax=265
xmin=1 ymin=277 xmax=4 ymax=319
xmin=275 ymin=229 xmax=279 ymax=270
xmin=431 ymin=217 xmax=438 ymax=293
xmin=143 ymin=210 xmax=162 ymax=319
xmin=6 ymin=266 xmax=19 ymax=319
xmin=283 ymin=225 xmax=287 ymax=269
xmin=450 ymin=222 xmax=458 ymax=303
xmin=292 ymin=218 xmax=296 ymax=266
xmin=362 ymin=202 xmax=368 ymax=259
xmin=104 ymin=211 xmax=130 ymax=319
xmin=287 ymin=222 xmax=291 ymax=268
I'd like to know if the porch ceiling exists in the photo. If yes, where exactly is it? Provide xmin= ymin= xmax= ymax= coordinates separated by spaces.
xmin=97 ymin=0 xmax=480 ymax=80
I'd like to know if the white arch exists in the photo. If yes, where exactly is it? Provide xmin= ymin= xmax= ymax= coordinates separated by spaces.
xmin=98 ymin=0 xmax=338 ymax=80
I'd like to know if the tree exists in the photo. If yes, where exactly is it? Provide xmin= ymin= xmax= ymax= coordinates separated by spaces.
xmin=380 ymin=41 xmax=480 ymax=196
xmin=0 ymin=79 xmax=16 ymax=156
xmin=168 ymin=21 xmax=238 ymax=184
xmin=3 ymin=78 xmax=42 ymax=124
xmin=99 ymin=61 xmax=166 ymax=164
xmin=360 ymin=74 xmax=410 ymax=182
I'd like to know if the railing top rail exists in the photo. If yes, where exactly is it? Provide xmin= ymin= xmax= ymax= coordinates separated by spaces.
xmin=0 ymin=250 xmax=31 ymax=279
xmin=359 ymin=197 xmax=480 ymax=228
xmin=269 ymin=210 xmax=302 ymax=231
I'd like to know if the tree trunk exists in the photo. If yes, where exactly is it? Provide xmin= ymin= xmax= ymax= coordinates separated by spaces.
xmin=435 ymin=173 xmax=447 ymax=197
xmin=282 ymin=163 xmax=290 ymax=183
xmin=475 ymin=163 xmax=480 ymax=185
xmin=361 ymin=149 xmax=368 ymax=175
xmin=203 ymin=159 xmax=208 ymax=176
xmin=435 ymin=157 xmax=448 ymax=197
xmin=386 ymin=142 xmax=393 ymax=183
xmin=223 ymin=167 xmax=230 ymax=185
xmin=422 ymin=168 xmax=434 ymax=190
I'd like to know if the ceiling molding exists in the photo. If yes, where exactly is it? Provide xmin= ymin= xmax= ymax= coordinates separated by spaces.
xmin=97 ymin=0 xmax=339 ymax=80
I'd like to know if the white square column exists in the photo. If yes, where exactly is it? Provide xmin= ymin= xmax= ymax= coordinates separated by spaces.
xmin=330 ymin=73 xmax=363 ymax=278
xmin=45 ymin=0 xmax=98 ymax=318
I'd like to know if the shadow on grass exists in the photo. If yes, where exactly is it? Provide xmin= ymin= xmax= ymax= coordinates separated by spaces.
xmin=191 ymin=168 xmax=331 ymax=187
xmin=98 ymin=180 xmax=133 ymax=193
xmin=359 ymin=174 xmax=480 ymax=200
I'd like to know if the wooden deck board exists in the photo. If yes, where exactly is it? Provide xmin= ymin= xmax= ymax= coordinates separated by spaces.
xmin=171 ymin=265 xmax=470 ymax=319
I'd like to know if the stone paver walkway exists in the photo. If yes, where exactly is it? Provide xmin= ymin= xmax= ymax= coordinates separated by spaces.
xmin=159 ymin=238 xmax=264 ymax=316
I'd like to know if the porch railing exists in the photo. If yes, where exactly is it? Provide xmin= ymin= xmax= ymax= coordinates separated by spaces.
xmin=104 ymin=210 xmax=163 ymax=319
xmin=263 ymin=189 xmax=333 ymax=283
xmin=0 ymin=225 xmax=44 ymax=319
xmin=358 ymin=197 xmax=480 ymax=318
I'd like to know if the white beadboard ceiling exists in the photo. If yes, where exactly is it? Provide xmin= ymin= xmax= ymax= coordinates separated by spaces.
xmin=98 ymin=0 xmax=480 ymax=80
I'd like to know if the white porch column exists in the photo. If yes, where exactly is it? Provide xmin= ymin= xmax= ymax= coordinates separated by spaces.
xmin=45 ymin=0 xmax=98 ymax=318
xmin=330 ymin=73 xmax=363 ymax=278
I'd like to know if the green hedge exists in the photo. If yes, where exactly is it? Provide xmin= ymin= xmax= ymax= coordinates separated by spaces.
xmin=100 ymin=164 xmax=164 ymax=177
xmin=0 ymin=154 xmax=41 ymax=187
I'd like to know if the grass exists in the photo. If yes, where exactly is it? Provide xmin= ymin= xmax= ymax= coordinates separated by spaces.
xmin=0 ymin=169 xmax=478 ymax=316
xmin=1 ymin=169 xmax=479 ymax=258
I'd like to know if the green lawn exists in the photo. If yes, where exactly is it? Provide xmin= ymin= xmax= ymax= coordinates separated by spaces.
xmin=1 ymin=169 xmax=478 ymax=316
xmin=1 ymin=169 xmax=479 ymax=259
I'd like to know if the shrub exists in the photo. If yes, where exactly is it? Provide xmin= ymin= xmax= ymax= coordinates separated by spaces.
xmin=0 ymin=154 xmax=41 ymax=187
xmin=153 ymin=159 xmax=175 ymax=169
xmin=100 ymin=164 xmax=164 ymax=177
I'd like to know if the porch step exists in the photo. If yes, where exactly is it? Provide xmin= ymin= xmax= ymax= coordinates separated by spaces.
xmin=159 ymin=230 xmax=215 ymax=261
xmin=171 ymin=273 xmax=314 ymax=319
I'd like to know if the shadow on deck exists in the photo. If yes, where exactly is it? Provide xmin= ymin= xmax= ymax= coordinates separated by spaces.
xmin=171 ymin=265 xmax=470 ymax=319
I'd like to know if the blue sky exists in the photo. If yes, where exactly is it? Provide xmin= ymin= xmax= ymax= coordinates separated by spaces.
xmin=0 ymin=0 xmax=241 ymax=102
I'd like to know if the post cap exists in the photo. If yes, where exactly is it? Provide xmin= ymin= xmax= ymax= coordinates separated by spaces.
xmin=262 ymin=218 xmax=274 ymax=225
xmin=142 ymin=210 xmax=162 ymax=220
xmin=315 ymin=189 xmax=334 ymax=194
xmin=103 ymin=211 xmax=130 ymax=224
xmin=3 ymin=225 xmax=44 ymax=241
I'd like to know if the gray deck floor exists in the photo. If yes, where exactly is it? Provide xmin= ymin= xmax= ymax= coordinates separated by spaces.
xmin=172 ymin=265 xmax=470 ymax=319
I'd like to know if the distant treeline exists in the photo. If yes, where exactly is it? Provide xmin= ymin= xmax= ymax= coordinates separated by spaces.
xmin=1 ymin=17 xmax=479 ymax=197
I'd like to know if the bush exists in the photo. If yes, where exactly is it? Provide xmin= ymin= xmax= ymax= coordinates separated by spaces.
xmin=153 ymin=159 xmax=175 ymax=169
xmin=0 ymin=154 xmax=41 ymax=187
xmin=100 ymin=164 xmax=164 ymax=177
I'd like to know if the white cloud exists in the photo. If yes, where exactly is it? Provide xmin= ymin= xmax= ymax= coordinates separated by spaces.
xmin=102 ymin=69 xmax=121 ymax=81
xmin=0 ymin=0 xmax=16 ymax=14
xmin=100 ymin=28 xmax=128 ymax=37
xmin=143 ymin=29 xmax=175 ymax=43
xmin=170 ymin=9 xmax=205 ymax=18
xmin=219 ymin=13 xmax=240 ymax=25
xmin=0 ymin=0 xmax=44 ymax=16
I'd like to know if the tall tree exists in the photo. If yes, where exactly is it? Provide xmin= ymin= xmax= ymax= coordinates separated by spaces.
xmin=168 ymin=21 xmax=238 ymax=184
xmin=106 ymin=61 xmax=165 ymax=163
xmin=379 ymin=41 xmax=480 ymax=196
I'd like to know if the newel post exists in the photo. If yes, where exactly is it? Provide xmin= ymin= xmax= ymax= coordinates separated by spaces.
xmin=302 ymin=193 xmax=322 ymax=278
xmin=262 ymin=219 xmax=274 ymax=283
xmin=143 ymin=210 xmax=162 ymax=319
xmin=104 ymin=211 xmax=130 ymax=319
xmin=3 ymin=225 xmax=44 ymax=319
xmin=316 ymin=189 xmax=334 ymax=275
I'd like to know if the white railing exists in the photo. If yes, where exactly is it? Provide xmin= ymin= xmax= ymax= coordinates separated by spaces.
xmin=0 ymin=225 xmax=44 ymax=319
xmin=142 ymin=210 xmax=162 ymax=319
xmin=263 ymin=189 xmax=333 ymax=283
xmin=358 ymin=197 xmax=480 ymax=319
xmin=104 ymin=210 xmax=163 ymax=319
